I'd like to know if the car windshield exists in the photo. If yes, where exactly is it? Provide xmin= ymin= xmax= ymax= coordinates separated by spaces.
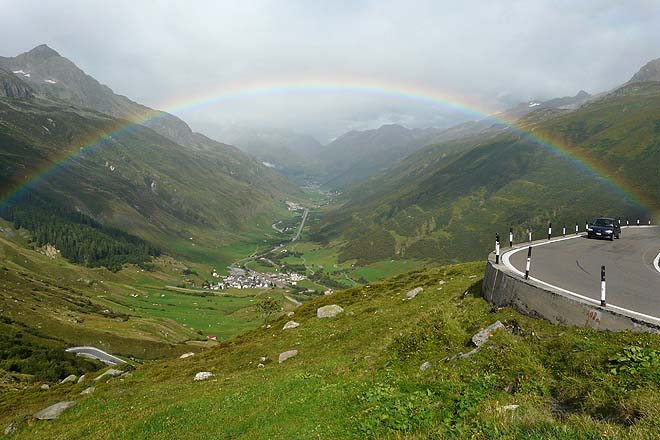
xmin=593 ymin=218 xmax=614 ymax=227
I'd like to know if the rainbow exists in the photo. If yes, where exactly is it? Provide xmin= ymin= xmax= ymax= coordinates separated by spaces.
xmin=0 ymin=76 xmax=654 ymax=212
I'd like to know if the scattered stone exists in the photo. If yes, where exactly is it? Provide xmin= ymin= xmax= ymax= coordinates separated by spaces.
xmin=259 ymin=356 xmax=267 ymax=362
xmin=469 ymin=275 xmax=477 ymax=278
xmin=179 ymin=352 xmax=195 ymax=359
xmin=4 ymin=422 xmax=15 ymax=435
xmin=283 ymin=320 xmax=300 ymax=330
xmin=257 ymin=363 xmax=265 ymax=368
xmin=194 ymin=371 xmax=214 ymax=381
xmin=80 ymin=387 xmax=95 ymax=395
xmin=278 ymin=350 xmax=298 ymax=363
xmin=40 ymin=384 xmax=50 ymax=390
xmin=287 ymin=311 xmax=295 ymax=317
xmin=471 ymin=321 xmax=505 ymax=347
xmin=317 ymin=305 xmax=344 ymax=318
xmin=438 ymin=280 xmax=446 ymax=285
xmin=34 ymin=401 xmax=76 ymax=420
xmin=266 ymin=324 xmax=272 ymax=329
xmin=61 ymin=374 xmax=77 ymax=384
xmin=501 ymin=404 xmax=519 ymax=411
xmin=77 ymin=375 xmax=85 ymax=384
xmin=94 ymin=369 xmax=122 ymax=381
xmin=406 ymin=287 xmax=423 ymax=299
xmin=420 ymin=361 xmax=432 ymax=371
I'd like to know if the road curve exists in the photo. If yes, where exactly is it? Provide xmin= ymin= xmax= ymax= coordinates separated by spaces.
xmin=66 ymin=347 xmax=125 ymax=365
xmin=505 ymin=226 xmax=660 ymax=319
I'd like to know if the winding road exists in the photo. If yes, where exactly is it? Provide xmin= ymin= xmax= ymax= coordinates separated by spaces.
xmin=65 ymin=347 xmax=125 ymax=365
xmin=504 ymin=226 xmax=660 ymax=319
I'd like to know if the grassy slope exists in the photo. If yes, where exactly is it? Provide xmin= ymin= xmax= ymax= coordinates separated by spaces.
xmin=5 ymin=262 xmax=660 ymax=438
xmin=0 ymin=97 xmax=300 ymax=251
xmin=314 ymin=82 xmax=660 ymax=265
xmin=0 ymin=219 xmax=305 ymax=364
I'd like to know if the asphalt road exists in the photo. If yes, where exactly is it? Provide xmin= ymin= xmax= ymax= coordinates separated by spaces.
xmin=506 ymin=226 xmax=660 ymax=317
xmin=65 ymin=347 xmax=125 ymax=365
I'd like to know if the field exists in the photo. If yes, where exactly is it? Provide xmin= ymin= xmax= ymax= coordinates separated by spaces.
xmin=7 ymin=261 xmax=660 ymax=438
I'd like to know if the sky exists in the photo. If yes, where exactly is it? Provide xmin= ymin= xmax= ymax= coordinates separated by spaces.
xmin=2 ymin=0 xmax=660 ymax=142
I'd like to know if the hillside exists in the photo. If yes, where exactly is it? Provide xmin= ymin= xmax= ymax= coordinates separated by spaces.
xmin=4 ymin=262 xmax=660 ymax=438
xmin=312 ymin=81 xmax=660 ymax=265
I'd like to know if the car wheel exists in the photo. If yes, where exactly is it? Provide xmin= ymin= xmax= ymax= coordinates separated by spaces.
xmin=609 ymin=235 xmax=614 ymax=241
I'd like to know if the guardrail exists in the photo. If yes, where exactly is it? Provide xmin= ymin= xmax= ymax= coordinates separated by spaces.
xmin=481 ymin=221 xmax=660 ymax=333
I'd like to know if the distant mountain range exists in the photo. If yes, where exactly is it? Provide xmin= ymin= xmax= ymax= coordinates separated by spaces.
xmin=221 ymin=89 xmax=594 ymax=188
xmin=312 ymin=61 xmax=660 ymax=264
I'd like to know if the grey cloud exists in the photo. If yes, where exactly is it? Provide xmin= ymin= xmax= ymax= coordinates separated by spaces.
xmin=2 ymin=0 xmax=660 ymax=140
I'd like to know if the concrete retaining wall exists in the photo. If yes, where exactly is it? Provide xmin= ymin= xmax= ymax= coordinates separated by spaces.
xmin=482 ymin=253 xmax=660 ymax=333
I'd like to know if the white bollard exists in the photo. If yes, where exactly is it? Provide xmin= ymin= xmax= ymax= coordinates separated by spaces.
xmin=600 ymin=266 xmax=606 ymax=307
xmin=525 ymin=246 xmax=532 ymax=280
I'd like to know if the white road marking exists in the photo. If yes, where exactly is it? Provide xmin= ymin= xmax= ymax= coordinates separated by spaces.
xmin=500 ymin=227 xmax=660 ymax=325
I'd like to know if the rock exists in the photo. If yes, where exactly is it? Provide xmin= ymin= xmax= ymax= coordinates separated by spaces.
xmin=259 ymin=356 xmax=267 ymax=362
xmin=283 ymin=320 xmax=300 ymax=330
xmin=94 ymin=368 xmax=122 ymax=381
xmin=406 ymin=287 xmax=423 ymax=299
xmin=80 ymin=387 xmax=95 ymax=395
xmin=34 ymin=401 xmax=76 ymax=420
xmin=287 ymin=311 xmax=295 ymax=317
xmin=317 ymin=305 xmax=344 ymax=318
xmin=257 ymin=363 xmax=265 ymax=368
xmin=420 ymin=361 xmax=432 ymax=371
xmin=77 ymin=375 xmax=85 ymax=384
xmin=4 ymin=422 xmax=15 ymax=435
xmin=40 ymin=384 xmax=50 ymax=390
xmin=501 ymin=404 xmax=519 ymax=411
xmin=438 ymin=280 xmax=446 ymax=285
xmin=278 ymin=350 xmax=298 ymax=363
xmin=471 ymin=321 xmax=505 ymax=347
xmin=61 ymin=374 xmax=77 ymax=384
xmin=194 ymin=371 xmax=214 ymax=381
xmin=179 ymin=352 xmax=195 ymax=359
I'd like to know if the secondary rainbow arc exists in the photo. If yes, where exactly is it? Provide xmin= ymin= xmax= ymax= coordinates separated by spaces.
xmin=0 ymin=77 xmax=652 ymax=212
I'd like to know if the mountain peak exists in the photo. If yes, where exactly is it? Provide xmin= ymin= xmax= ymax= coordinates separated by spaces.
xmin=25 ymin=44 xmax=60 ymax=59
xmin=574 ymin=90 xmax=591 ymax=99
xmin=628 ymin=58 xmax=660 ymax=83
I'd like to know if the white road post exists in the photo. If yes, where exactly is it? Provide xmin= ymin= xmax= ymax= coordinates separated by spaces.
xmin=600 ymin=266 xmax=606 ymax=307
xmin=562 ymin=225 xmax=566 ymax=236
xmin=524 ymin=246 xmax=532 ymax=280
xmin=575 ymin=223 xmax=579 ymax=235
xmin=495 ymin=233 xmax=501 ymax=264
xmin=509 ymin=227 xmax=513 ymax=247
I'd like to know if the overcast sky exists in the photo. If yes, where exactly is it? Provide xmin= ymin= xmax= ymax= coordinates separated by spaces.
xmin=2 ymin=0 xmax=660 ymax=141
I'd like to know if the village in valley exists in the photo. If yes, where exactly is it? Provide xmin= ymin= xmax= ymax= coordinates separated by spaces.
xmin=202 ymin=266 xmax=307 ymax=290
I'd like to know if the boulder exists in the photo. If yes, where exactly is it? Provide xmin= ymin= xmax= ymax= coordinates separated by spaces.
xmin=420 ymin=361 xmax=432 ymax=371
xmin=179 ymin=352 xmax=195 ymax=359
xmin=4 ymin=422 xmax=15 ymax=435
xmin=257 ymin=363 xmax=265 ymax=368
xmin=283 ymin=321 xmax=300 ymax=330
xmin=94 ymin=368 xmax=122 ymax=381
xmin=80 ymin=387 xmax=95 ymax=395
xmin=471 ymin=321 xmax=505 ymax=347
xmin=77 ymin=375 xmax=85 ymax=384
xmin=317 ymin=305 xmax=344 ymax=318
xmin=40 ymin=384 xmax=50 ymax=390
xmin=194 ymin=371 xmax=214 ymax=381
xmin=34 ymin=401 xmax=76 ymax=420
xmin=61 ymin=374 xmax=77 ymax=384
xmin=406 ymin=287 xmax=423 ymax=299
xmin=278 ymin=350 xmax=298 ymax=363
xmin=287 ymin=311 xmax=295 ymax=317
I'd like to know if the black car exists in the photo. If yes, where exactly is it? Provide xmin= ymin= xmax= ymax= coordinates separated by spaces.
xmin=587 ymin=217 xmax=621 ymax=241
